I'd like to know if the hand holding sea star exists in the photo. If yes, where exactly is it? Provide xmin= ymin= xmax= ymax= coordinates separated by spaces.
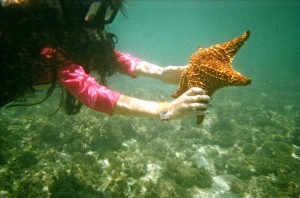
xmin=172 ymin=31 xmax=252 ymax=124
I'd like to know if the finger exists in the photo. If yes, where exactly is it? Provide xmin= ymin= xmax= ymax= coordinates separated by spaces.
xmin=186 ymin=94 xmax=211 ymax=103
xmin=188 ymin=103 xmax=209 ymax=110
xmin=185 ymin=87 xmax=206 ymax=96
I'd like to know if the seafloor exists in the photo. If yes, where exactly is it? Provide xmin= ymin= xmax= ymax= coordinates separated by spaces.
xmin=0 ymin=76 xmax=299 ymax=198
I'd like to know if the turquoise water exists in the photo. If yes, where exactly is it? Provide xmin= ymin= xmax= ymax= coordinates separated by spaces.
xmin=0 ymin=1 xmax=299 ymax=197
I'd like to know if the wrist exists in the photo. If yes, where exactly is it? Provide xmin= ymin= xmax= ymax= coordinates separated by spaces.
xmin=159 ymin=102 xmax=171 ymax=121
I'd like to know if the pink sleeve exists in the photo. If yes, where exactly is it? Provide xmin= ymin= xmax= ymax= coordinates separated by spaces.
xmin=58 ymin=64 xmax=121 ymax=115
xmin=115 ymin=50 xmax=141 ymax=78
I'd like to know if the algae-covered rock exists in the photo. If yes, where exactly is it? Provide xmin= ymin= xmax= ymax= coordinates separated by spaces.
xmin=38 ymin=123 xmax=64 ymax=149
xmin=9 ymin=150 xmax=38 ymax=173
xmin=89 ymin=121 xmax=125 ymax=154
xmin=156 ymin=179 xmax=190 ymax=198
xmin=162 ymin=158 xmax=212 ymax=188
xmin=49 ymin=171 xmax=104 ymax=198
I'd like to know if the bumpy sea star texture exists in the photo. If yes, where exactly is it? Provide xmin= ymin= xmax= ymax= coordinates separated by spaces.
xmin=172 ymin=31 xmax=252 ymax=124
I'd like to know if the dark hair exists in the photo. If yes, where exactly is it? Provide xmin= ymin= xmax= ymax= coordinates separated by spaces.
xmin=0 ymin=0 xmax=124 ymax=114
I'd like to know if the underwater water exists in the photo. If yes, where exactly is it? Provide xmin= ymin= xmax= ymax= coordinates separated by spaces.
xmin=0 ymin=0 xmax=300 ymax=197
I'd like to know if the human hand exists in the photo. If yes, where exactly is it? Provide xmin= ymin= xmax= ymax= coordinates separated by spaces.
xmin=159 ymin=66 xmax=187 ymax=85
xmin=168 ymin=87 xmax=210 ymax=120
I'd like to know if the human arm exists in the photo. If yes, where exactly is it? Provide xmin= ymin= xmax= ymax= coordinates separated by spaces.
xmin=115 ymin=50 xmax=187 ymax=84
xmin=114 ymin=51 xmax=210 ymax=120
xmin=132 ymin=61 xmax=187 ymax=85
xmin=114 ymin=87 xmax=210 ymax=121
xmin=58 ymin=63 xmax=210 ymax=120
xmin=58 ymin=52 xmax=210 ymax=121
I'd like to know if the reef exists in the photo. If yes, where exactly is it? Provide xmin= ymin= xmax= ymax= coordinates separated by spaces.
xmin=0 ymin=74 xmax=299 ymax=197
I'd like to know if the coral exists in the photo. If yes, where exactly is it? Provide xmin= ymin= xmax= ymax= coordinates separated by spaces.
xmin=49 ymin=171 xmax=104 ymax=198
xmin=242 ymin=142 xmax=257 ymax=156
xmin=0 ymin=171 xmax=14 ymax=192
xmin=37 ymin=123 xmax=64 ymax=150
xmin=162 ymin=158 xmax=212 ymax=189
xmin=156 ymin=179 xmax=190 ymax=198
xmin=211 ymin=130 xmax=236 ymax=148
xmin=0 ymin=74 xmax=298 ymax=197
xmin=0 ymin=138 xmax=9 ymax=165
xmin=229 ymin=178 xmax=247 ymax=196
xmin=13 ymin=173 xmax=48 ymax=198
xmin=255 ymin=141 xmax=293 ymax=158
xmin=9 ymin=150 xmax=38 ymax=173
xmin=104 ymin=177 xmax=128 ymax=198
xmin=89 ymin=121 xmax=125 ymax=155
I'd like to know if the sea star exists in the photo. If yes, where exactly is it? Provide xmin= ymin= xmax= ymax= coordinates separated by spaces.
xmin=171 ymin=31 xmax=252 ymax=124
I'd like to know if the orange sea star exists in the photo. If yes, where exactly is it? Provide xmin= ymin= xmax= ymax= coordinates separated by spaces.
xmin=172 ymin=31 xmax=252 ymax=124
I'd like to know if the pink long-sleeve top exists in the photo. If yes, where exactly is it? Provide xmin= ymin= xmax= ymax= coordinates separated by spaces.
xmin=41 ymin=48 xmax=141 ymax=115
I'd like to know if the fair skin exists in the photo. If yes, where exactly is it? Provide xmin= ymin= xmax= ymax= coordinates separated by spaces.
xmin=114 ymin=61 xmax=210 ymax=121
